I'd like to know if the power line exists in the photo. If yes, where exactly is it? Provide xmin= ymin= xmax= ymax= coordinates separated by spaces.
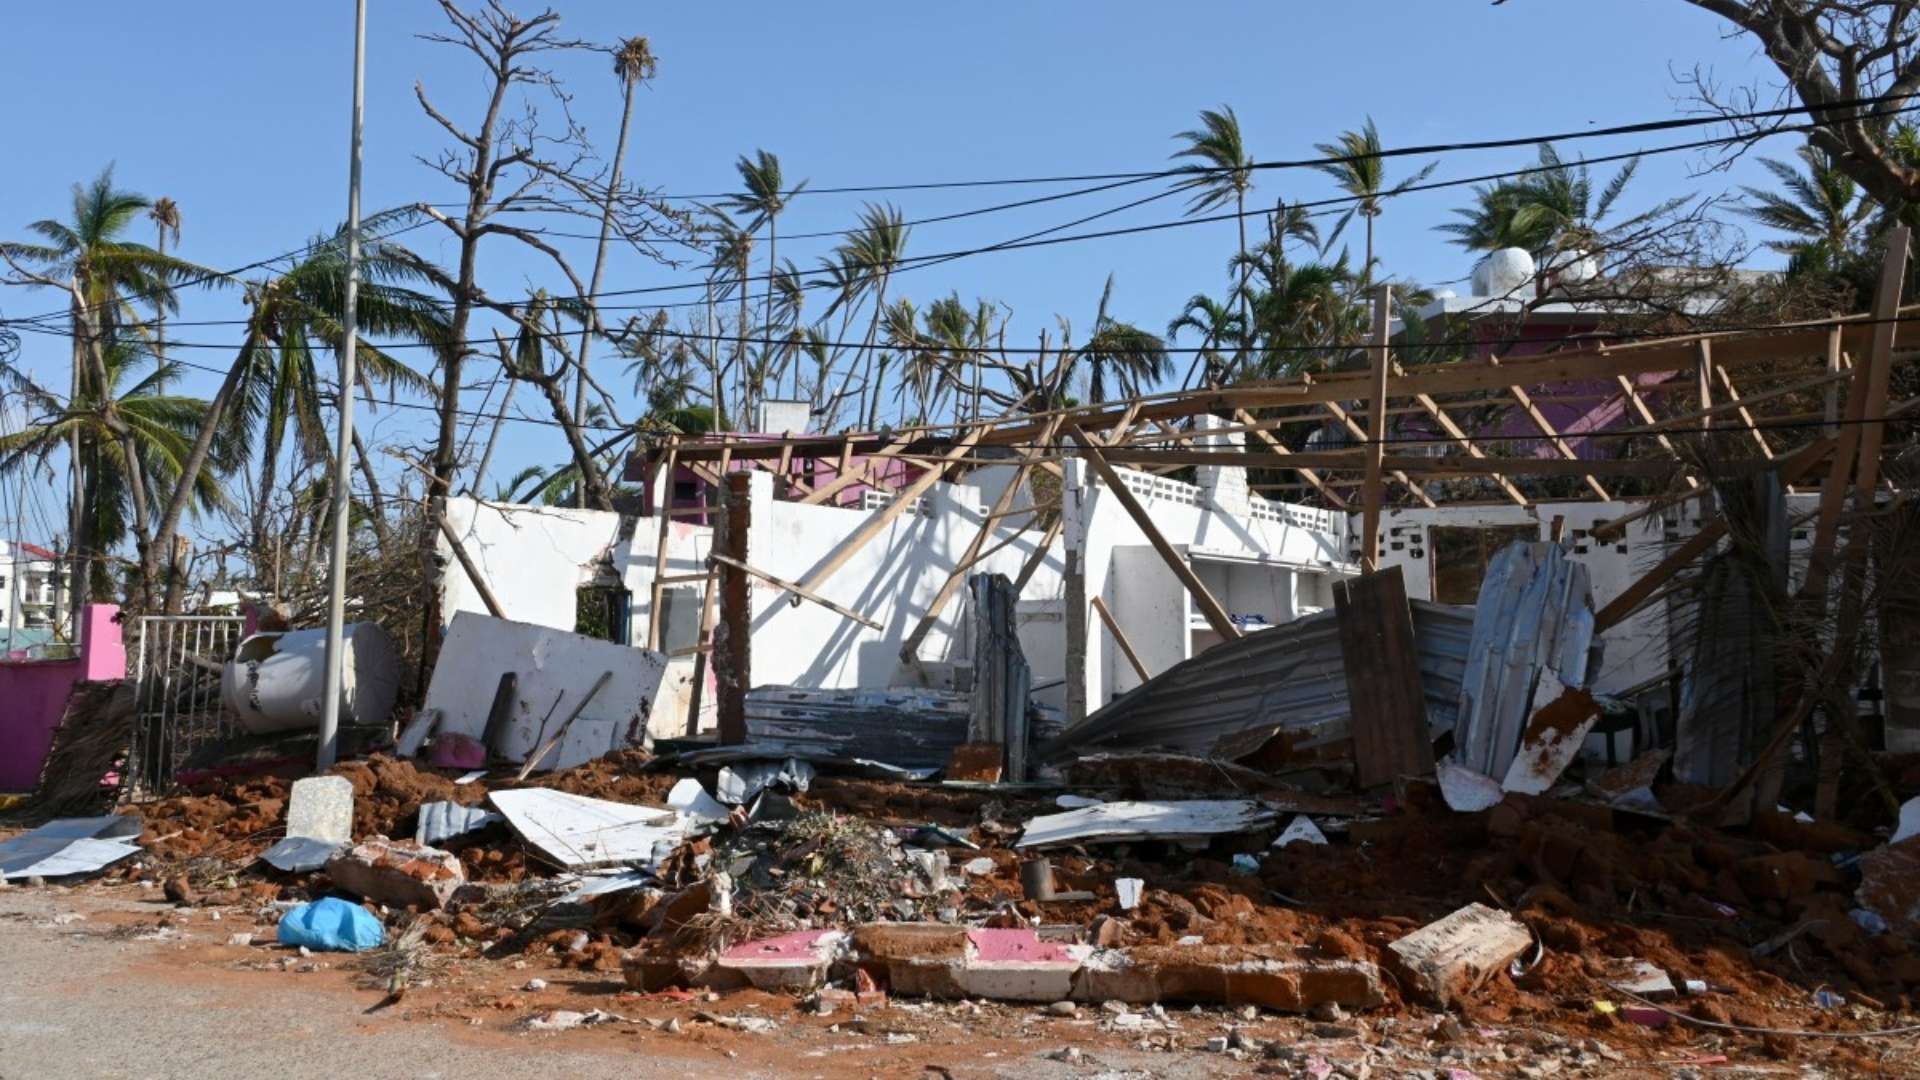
xmin=430 ymin=92 xmax=1920 ymax=206
xmin=9 ymin=94 xmax=1914 ymax=333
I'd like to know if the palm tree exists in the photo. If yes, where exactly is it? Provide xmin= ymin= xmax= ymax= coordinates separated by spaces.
xmin=571 ymin=34 xmax=656 ymax=503
xmin=1167 ymin=293 xmax=1243 ymax=387
xmin=1172 ymin=106 xmax=1255 ymax=367
xmin=1072 ymin=275 xmax=1169 ymax=405
xmin=1313 ymin=118 xmax=1436 ymax=288
xmin=0 ymin=167 xmax=213 ymax=609
xmin=0 ymin=342 xmax=228 ymax=600
xmin=826 ymin=203 xmax=908 ymax=428
xmin=216 ymin=216 xmax=443 ymax=574
xmin=1736 ymin=143 xmax=1873 ymax=273
xmin=702 ymin=209 xmax=753 ymax=423
xmin=722 ymin=150 xmax=809 ymax=398
xmin=148 ymin=197 xmax=181 ymax=361
xmin=1250 ymin=254 xmax=1365 ymax=377
xmin=1437 ymin=145 xmax=1675 ymax=265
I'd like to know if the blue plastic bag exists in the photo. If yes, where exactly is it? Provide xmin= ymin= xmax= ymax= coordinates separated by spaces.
xmin=276 ymin=896 xmax=385 ymax=952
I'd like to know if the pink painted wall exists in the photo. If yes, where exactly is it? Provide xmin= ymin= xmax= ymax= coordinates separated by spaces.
xmin=0 ymin=604 xmax=124 ymax=792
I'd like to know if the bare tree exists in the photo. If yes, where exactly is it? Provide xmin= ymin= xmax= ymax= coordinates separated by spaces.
xmin=411 ymin=1 xmax=684 ymax=503
xmin=1672 ymin=2 xmax=1920 ymax=209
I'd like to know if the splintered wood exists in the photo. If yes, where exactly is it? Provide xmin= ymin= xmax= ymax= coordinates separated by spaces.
xmin=1333 ymin=566 xmax=1434 ymax=788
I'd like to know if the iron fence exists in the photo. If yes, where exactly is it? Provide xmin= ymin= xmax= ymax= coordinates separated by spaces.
xmin=127 ymin=615 xmax=247 ymax=797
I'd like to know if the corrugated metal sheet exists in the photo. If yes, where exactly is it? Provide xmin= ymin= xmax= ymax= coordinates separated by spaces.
xmin=1040 ymin=601 xmax=1474 ymax=763
xmin=743 ymin=686 xmax=973 ymax=769
xmin=1451 ymin=543 xmax=1600 ymax=780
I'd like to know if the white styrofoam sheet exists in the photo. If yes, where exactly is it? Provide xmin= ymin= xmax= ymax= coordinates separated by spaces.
xmin=423 ymin=612 xmax=669 ymax=770
xmin=488 ymin=788 xmax=687 ymax=870
xmin=1016 ymin=799 xmax=1277 ymax=848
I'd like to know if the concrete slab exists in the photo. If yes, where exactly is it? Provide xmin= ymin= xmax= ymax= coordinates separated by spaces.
xmin=1387 ymin=902 xmax=1532 ymax=1007
xmin=715 ymin=929 xmax=845 ymax=991
xmin=286 ymin=777 xmax=354 ymax=844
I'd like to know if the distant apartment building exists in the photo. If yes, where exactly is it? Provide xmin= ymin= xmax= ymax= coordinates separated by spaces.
xmin=1 ymin=539 xmax=67 ymax=651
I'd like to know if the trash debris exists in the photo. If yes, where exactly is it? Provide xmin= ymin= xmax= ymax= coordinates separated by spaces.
xmin=1016 ymin=800 xmax=1278 ymax=848
xmin=1387 ymin=903 xmax=1532 ymax=1007
xmin=223 ymin=623 xmax=401 ymax=734
xmin=1114 ymin=878 xmax=1144 ymax=911
xmin=325 ymin=838 xmax=466 ymax=910
xmin=259 ymin=836 xmax=346 ymax=874
xmin=0 ymin=816 xmax=144 ymax=881
xmin=275 ymin=897 xmax=384 ymax=952
xmin=488 ymin=788 xmax=689 ymax=871
xmin=414 ymin=801 xmax=502 ymax=846
xmin=714 ymin=758 xmax=814 ymax=805
xmin=1272 ymin=816 xmax=1328 ymax=848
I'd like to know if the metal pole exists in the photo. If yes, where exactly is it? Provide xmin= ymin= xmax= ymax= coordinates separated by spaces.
xmin=317 ymin=0 xmax=368 ymax=772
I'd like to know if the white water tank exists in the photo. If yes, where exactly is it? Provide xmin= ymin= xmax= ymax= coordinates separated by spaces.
xmin=1542 ymin=249 xmax=1600 ymax=291
xmin=1472 ymin=247 xmax=1536 ymax=298
xmin=222 ymin=622 xmax=402 ymax=734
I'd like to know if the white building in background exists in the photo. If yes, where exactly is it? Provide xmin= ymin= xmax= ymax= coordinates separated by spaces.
xmin=0 ymin=539 xmax=68 ymax=651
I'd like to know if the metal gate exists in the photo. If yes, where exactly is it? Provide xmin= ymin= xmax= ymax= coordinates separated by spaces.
xmin=128 ymin=615 xmax=247 ymax=796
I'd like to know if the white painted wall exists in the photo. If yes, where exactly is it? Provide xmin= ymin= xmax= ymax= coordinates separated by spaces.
xmin=1063 ymin=439 xmax=1355 ymax=713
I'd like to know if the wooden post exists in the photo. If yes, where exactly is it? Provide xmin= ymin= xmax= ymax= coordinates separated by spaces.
xmin=1230 ymin=407 xmax=1350 ymax=510
xmin=796 ymin=427 xmax=985 ymax=593
xmin=1070 ymin=425 xmax=1241 ymax=641
xmin=714 ymin=472 xmax=752 ymax=745
xmin=645 ymin=438 xmax=679 ymax=650
xmin=1091 ymin=594 xmax=1151 ymax=684
xmin=1805 ymin=226 xmax=1908 ymax=603
xmin=1694 ymin=340 xmax=1714 ymax=432
xmin=708 ymin=551 xmax=882 ymax=630
xmin=1361 ymin=284 xmax=1392 ymax=572
xmin=900 ymin=417 xmax=1062 ymax=663
xmin=1391 ymin=363 xmax=1528 ymax=507
xmin=1825 ymin=324 xmax=1844 ymax=436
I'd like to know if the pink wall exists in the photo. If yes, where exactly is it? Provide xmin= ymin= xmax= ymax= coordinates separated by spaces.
xmin=0 ymin=604 xmax=124 ymax=792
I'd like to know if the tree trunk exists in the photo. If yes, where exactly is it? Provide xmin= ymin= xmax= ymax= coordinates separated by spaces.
xmin=1234 ymin=190 xmax=1250 ymax=381
xmin=855 ymin=271 xmax=890 ymax=429
xmin=572 ymin=71 xmax=640 ymax=507
xmin=471 ymin=377 xmax=518 ymax=497
xmin=151 ymin=346 xmax=251 ymax=612
xmin=736 ymin=251 xmax=752 ymax=428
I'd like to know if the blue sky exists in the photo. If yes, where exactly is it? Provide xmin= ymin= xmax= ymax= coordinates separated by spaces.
xmin=0 ymin=0 xmax=1795 ymax=544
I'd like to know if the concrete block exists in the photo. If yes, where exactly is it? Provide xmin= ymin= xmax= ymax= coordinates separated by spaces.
xmin=1387 ymin=902 xmax=1532 ymax=1007
xmin=287 ymin=776 xmax=354 ymax=843
xmin=715 ymin=929 xmax=845 ymax=991
xmin=323 ymin=837 xmax=464 ymax=910
xmin=950 ymin=929 xmax=1083 ymax=1001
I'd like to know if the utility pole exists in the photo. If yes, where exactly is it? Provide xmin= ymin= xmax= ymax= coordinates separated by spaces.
xmin=317 ymin=0 xmax=368 ymax=772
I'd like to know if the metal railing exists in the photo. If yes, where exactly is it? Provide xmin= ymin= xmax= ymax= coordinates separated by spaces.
xmin=127 ymin=615 xmax=247 ymax=797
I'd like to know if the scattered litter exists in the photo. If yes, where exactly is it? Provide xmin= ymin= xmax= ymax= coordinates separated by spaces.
xmin=715 ymin=758 xmax=814 ymax=805
xmin=275 ymin=897 xmax=383 ymax=953
xmin=489 ymin=788 xmax=688 ymax=871
xmin=0 ymin=817 xmax=144 ymax=881
xmin=1016 ymin=800 xmax=1278 ymax=849
xmin=1272 ymin=816 xmax=1328 ymax=848
xmin=665 ymin=778 xmax=731 ymax=825
xmin=414 ymin=801 xmax=502 ymax=846
xmin=260 ymin=836 xmax=344 ymax=874
xmin=1114 ymin=878 xmax=1144 ymax=911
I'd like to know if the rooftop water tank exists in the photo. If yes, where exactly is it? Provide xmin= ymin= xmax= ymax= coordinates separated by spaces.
xmin=1472 ymin=247 xmax=1536 ymax=298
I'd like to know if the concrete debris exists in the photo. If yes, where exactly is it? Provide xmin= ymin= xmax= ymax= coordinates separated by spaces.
xmin=713 ymin=929 xmax=846 ymax=991
xmin=1387 ymin=903 xmax=1533 ymax=1007
xmin=1894 ymin=795 xmax=1920 ymax=847
xmin=1114 ymin=877 xmax=1144 ymax=911
xmin=324 ymin=837 xmax=466 ymax=910
xmin=1856 ymin=836 xmax=1920 ymax=936
xmin=1016 ymin=800 xmax=1278 ymax=849
xmin=286 ymin=776 xmax=355 ymax=844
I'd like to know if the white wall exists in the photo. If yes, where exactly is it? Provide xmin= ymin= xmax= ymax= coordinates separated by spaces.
xmin=1063 ymin=441 xmax=1355 ymax=714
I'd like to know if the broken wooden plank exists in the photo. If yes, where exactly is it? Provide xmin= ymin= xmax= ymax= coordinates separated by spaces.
xmin=796 ymin=427 xmax=986 ymax=595
xmin=1090 ymin=594 xmax=1151 ymax=684
xmin=1332 ymin=566 xmax=1434 ymax=788
xmin=1070 ymin=425 xmax=1241 ymax=642
xmin=707 ymin=552 xmax=883 ymax=631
